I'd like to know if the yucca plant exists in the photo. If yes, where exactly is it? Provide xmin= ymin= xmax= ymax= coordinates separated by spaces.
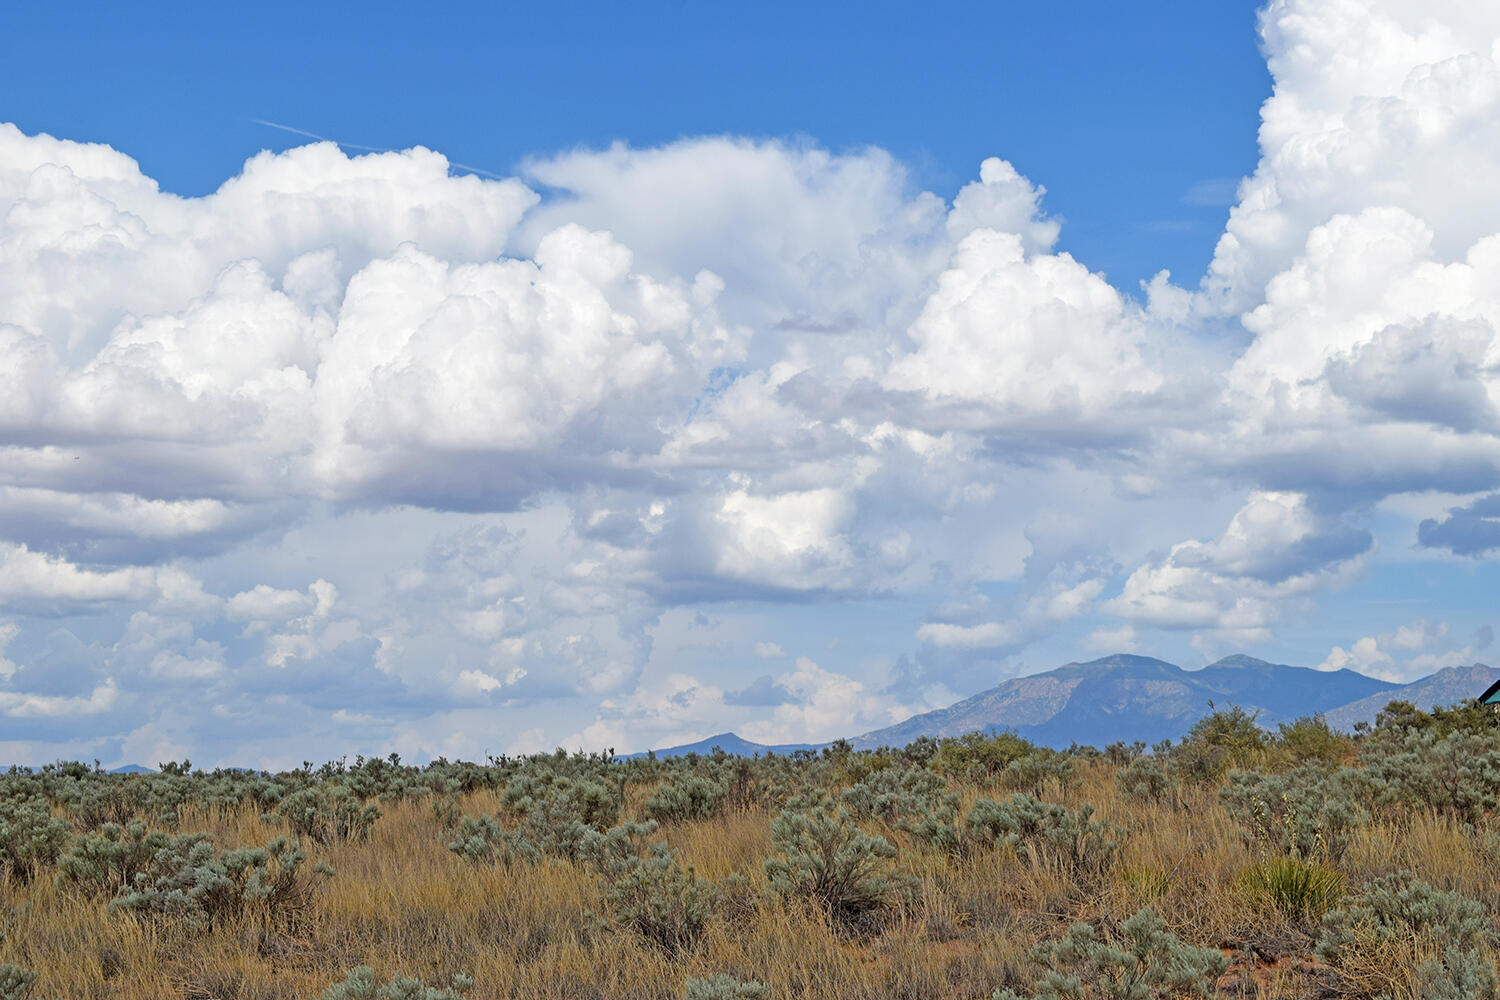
xmin=1235 ymin=855 xmax=1343 ymax=925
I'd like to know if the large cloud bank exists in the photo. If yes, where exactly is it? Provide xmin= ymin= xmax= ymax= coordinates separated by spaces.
xmin=3 ymin=0 xmax=1500 ymax=766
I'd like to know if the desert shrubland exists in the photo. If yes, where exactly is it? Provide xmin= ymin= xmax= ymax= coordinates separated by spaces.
xmin=1 ymin=704 xmax=1499 ymax=998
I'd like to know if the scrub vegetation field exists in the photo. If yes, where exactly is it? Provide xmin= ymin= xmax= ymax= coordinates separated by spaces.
xmin=4 ymin=699 xmax=1500 ymax=1000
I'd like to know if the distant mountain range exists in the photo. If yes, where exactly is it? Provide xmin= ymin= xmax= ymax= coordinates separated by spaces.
xmin=638 ymin=654 xmax=1500 ymax=757
xmin=1320 ymin=662 xmax=1500 ymax=732
xmin=79 ymin=656 xmax=1500 ymax=768
xmin=618 ymin=731 xmax=821 ymax=760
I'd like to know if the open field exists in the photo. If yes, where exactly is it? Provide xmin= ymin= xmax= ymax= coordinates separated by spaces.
xmin=4 ymin=701 xmax=1499 ymax=999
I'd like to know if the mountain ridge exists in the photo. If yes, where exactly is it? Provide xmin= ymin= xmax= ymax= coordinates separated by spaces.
xmin=619 ymin=731 xmax=822 ymax=760
xmin=635 ymin=653 xmax=1493 ymax=757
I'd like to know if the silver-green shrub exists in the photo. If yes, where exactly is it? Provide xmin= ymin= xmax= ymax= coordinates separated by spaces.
xmin=840 ymin=765 xmax=948 ymax=825
xmin=1114 ymin=756 xmax=1172 ymax=805
xmin=1354 ymin=728 xmax=1500 ymax=825
xmin=1316 ymin=871 xmax=1497 ymax=1000
xmin=501 ymin=770 xmax=620 ymax=832
xmin=898 ymin=793 xmax=966 ymax=856
xmin=449 ymin=764 xmax=632 ymax=865
xmin=447 ymin=813 xmax=507 ymax=862
xmin=0 ymin=964 xmax=57 ymax=1000
xmin=993 ymin=906 xmax=1227 ymax=1000
xmin=764 ymin=790 xmax=907 ymax=927
xmin=320 ymin=966 xmax=473 ymax=1000
xmin=277 ymin=784 xmax=381 ymax=844
xmin=644 ymin=774 xmax=728 ymax=825
xmin=1219 ymin=765 xmax=1366 ymax=862
xmin=110 ymin=833 xmax=327 ymax=929
xmin=1002 ymin=751 xmax=1076 ymax=796
xmin=0 ymin=797 xmax=71 ymax=883
xmin=56 ymin=820 xmax=169 ymax=895
xmin=604 ymin=842 xmax=717 ymax=953
xmin=965 ymin=794 xmax=1119 ymax=877
xmin=684 ymin=974 xmax=768 ymax=1000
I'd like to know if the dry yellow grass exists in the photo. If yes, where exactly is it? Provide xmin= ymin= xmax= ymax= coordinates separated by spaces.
xmin=1 ymin=753 xmax=1496 ymax=999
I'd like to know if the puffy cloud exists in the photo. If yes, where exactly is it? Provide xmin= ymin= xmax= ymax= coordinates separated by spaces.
xmin=1202 ymin=208 xmax=1500 ymax=502
xmin=0 ymin=125 xmax=535 ymax=356
xmin=517 ymin=138 xmax=950 ymax=338
xmin=1318 ymin=618 xmax=1478 ymax=681
xmin=1104 ymin=492 xmax=1371 ymax=638
xmin=708 ymin=486 xmax=856 ymax=592
xmin=739 ymin=657 xmax=911 ymax=745
xmin=917 ymin=621 xmax=1015 ymax=650
xmin=0 ymin=542 xmax=212 ymax=615
xmin=0 ymin=486 xmax=262 ymax=565
xmin=1318 ymin=636 xmax=1393 ymax=675
xmin=945 ymin=157 xmax=1061 ymax=252
xmin=6 ymin=0 xmax=1500 ymax=763
xmin=0 ymin=679 xmax=118 ymax=719
xmin=917 ymin=577 xmax=1107 ymax=651
xmin=723 ymin=674 xmax=797 ymax=707
xmin=226 ymin=583 xmax=322 ymax=625
xmin=1418 ymin=492 xmax=1500 ymax=555
xmin=0 ymin=623 xmax=18 ymax=680
xmin=1083 ymin=624 xmax=1140 ymax=653
xmin=310 ymin=227 xmax=743 ymax=506
xmin=884 ymin=229 xmax=1166 ymax=439
xmin=1204 ymin=2 xmax=1500 ymax=312
xmin=1181 ymin=3 xmax=1500 ymax=507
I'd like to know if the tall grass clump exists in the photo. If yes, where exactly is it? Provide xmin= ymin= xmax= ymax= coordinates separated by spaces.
xmin=1235 ymin=856 xmax=1344 ymax=925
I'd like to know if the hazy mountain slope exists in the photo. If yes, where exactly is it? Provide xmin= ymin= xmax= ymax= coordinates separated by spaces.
xmin=628 ymin=657 xmax=1494 ymax=758
xmin=850 ymin=653 xmax=1399 ymax=750
xmin=620 ymin=732 xmax=822 ymax=760
xmin=1321 ymin=663 xmax=1500 ymax=732
xmin=1192 ymin=655 xmax=1399 ymax=720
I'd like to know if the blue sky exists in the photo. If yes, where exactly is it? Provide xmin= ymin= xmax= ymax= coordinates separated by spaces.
xmin=3 ymin=1 xmax=1267 ymax=288
xmin=2 ymin=0 xmax=1499 ymax=767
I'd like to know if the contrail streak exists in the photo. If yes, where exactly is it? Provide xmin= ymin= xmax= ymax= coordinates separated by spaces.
xmin=249 ymin=119 xmax=511 ymax=180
